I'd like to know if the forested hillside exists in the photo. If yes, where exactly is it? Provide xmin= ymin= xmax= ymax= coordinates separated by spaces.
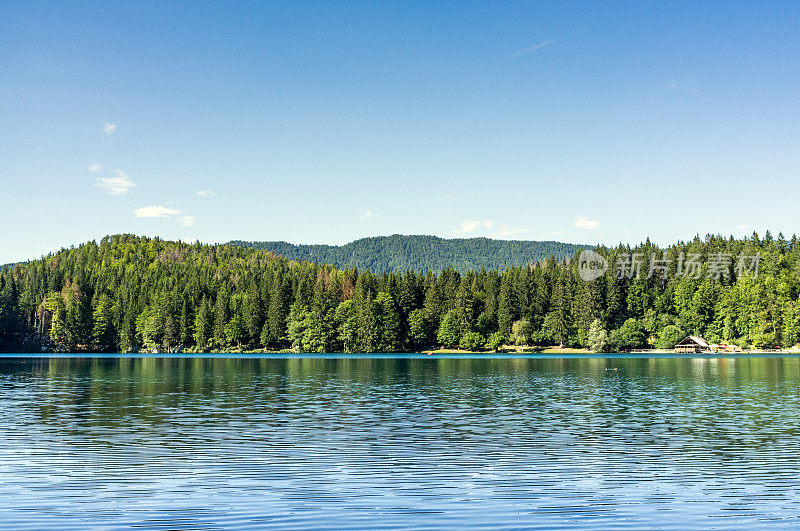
xmin=0 ymin=233 xmax=799 ymax=353
xmin=229 ymin=235 xmax=586 ymax=273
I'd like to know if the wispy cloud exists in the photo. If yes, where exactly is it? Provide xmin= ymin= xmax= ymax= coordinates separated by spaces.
xmin=574 ymin=215 xmax=601 ymax=230
xmin=133 ymin=205 xmax=181 ymax=218
xmin=546 ymin=230 xmax=572 ymax=237
xmin=93 ymin=170 xmax=135 ymax=195
xmin=451 ymin=220 xmax=523 ymax=238
xmin=196 ymin=190 xmax=213 ymax=197
xmin=451 ymin=220 xmax=495 ymax=235
xmin=490 ymin=225 xmax=529 ymax=239
xmin=177 ymin=215 xmax=196 ymax=227
xmin=512 ymin=36 xmax=567 ymax=58
xmin=513 ymin=2 xmax=652 ymax=60
xmin=88 ymin=163 xmax=102 ymax=172
xmin=513 ymin=2 xmax=651 ymax=60
xmin=733 ymin=224 xmax=751 ymax=230
xmin=103 ymin=122 xmax=117 ymax=135
xmin=360 ymin=209 xmax=374 ymax=221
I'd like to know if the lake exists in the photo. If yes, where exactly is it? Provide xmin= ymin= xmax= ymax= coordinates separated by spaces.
xmin=1 ymin=355 xmax=800 ymax=529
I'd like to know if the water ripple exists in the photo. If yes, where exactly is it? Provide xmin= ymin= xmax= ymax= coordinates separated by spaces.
xmin=0 ymin=357 xmax=799 ymax=529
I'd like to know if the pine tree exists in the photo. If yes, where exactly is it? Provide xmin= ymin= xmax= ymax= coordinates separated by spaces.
xmin=212 ymin=293 xmax=229 ymax=347
xmin=408 ymin=308 xmax=434 ymax=349
xmin=193 ymin=297 xmax=213 ymax=350
xmin=179 ymin=300 xmax=193 ymax=346
xmin=245 ymin=287 xmax=265 ymax=344
xmin=374 ymin=292 xmax=400 ymax=352
xmin=91 ymin=295 xmax=116 ymax=352
xmin=265 ymin=273 xmax=289 ymax=348
xmin=0 ymin=275 xmax=20 ymax=350
xmin=497 ymin=274 xmax=515 ymax=336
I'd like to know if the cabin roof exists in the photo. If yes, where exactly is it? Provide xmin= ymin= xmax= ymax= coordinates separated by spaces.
xmin=677 ymin=335 xmax=709 ymax=347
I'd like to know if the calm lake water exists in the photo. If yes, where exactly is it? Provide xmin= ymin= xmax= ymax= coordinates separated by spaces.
xmin=1 ymin=355 xmax=800 ymax=529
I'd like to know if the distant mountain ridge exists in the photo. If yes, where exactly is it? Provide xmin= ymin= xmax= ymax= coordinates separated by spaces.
xmin=228 ymin=235 xmax=588 ymax=273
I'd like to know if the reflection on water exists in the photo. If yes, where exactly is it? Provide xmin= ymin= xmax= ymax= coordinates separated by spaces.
xmin=1 ymin=356 xmax=799 ymax=529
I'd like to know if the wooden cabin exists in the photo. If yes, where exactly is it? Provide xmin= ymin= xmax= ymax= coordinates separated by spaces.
xmin=675 ymin=335 xmax=710 ymax=353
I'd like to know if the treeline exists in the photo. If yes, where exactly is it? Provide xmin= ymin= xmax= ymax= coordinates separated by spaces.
xmin=0 ymin=233 xmax=799 ymax=353
xmin=229 ymin=235 xmax=586 ymax=273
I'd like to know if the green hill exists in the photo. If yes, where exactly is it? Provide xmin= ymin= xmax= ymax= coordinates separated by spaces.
xmin=228 ymin=235 xmax=587 ymax=273
xmin=0 ymin=233 xmax=798 ymax=353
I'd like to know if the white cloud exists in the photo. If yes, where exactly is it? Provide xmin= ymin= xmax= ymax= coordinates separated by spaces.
xmin=625 ymin=229 xmax=631 ymax=237
xmin=490 ymin=226 xmax=529 ymax=239
xmin=574 ymin=215 xmax=601 ymax=230
xmin=454 ymin=220 xmax=481 ymax=234
xmin=360 ymin=209 xmax=373 ymax=221
xmin=733 ymin=224 xmax=751 ymax=230
xmin=546 ymin=231 xmax=572 ymax=237
xmin=177 ymin=215 xmax=196 ymax=227
xmin=133 ymin=205 xmax=181 ymax=218
xmin=181 ymin=238 xmax=198 ymax=244
xmin=196 ymin=190 xmax=213 ymax=197
xmin=103 ymin=122 xmax=117 ymax=134
xmin=450 ymin=220 xmax=496 ymax=235
xmin=93 ymin=170 xmax=135 ymax=195
xmin=88 ymin=163 xmax=102 ymax=172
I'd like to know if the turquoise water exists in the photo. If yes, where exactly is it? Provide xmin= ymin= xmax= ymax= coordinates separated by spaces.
xmin=1 ymin=355 xmax=799 ymax=529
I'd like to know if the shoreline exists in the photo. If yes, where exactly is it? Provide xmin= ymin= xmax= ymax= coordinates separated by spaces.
xmin=420 ymin=346 xmax=800 ymax=355
xmin=3 ymin=351 xmax=800 ymax=359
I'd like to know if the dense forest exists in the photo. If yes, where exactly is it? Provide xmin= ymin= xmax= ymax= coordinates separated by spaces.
xmin=229 ymin=235 xmax=586 ymax=273
xmin=0 ymin=233 xmax=799 ymax=353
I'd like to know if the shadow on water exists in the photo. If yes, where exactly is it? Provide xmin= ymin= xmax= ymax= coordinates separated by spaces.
xmin=0 ymin=356 xmax=799 ymax=529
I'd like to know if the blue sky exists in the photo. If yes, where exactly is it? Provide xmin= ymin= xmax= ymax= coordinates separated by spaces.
xmin=2 ymin=1 xmax=799 ymax=263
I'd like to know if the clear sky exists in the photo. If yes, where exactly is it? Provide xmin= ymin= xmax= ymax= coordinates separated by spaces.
xmin=2 ymin=1 xmax=799 ymax=263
